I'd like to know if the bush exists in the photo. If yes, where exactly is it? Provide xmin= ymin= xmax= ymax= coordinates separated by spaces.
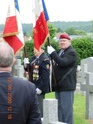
xmin=72 ymin=36 xmax=93 ymax=64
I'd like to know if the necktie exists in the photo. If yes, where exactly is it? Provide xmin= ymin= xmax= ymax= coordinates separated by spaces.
xmin=59 ymin=50 xmax=64 ymax=56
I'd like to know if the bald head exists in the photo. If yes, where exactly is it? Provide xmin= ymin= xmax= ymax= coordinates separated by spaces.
xmin=0 ymin=41 xmax=14 ymax=68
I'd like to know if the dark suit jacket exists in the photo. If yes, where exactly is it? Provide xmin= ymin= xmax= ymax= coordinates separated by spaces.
xmin=50 ymin=46 xmax=77 ymax=91
xmin=25 ymin=52 xmax=50 ymax=94
xmin=0 ymin=72 xmax=42 ymax=124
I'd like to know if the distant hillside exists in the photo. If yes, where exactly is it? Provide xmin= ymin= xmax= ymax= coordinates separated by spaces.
xmin=0 ymin=21 xmax=92 ymax=35
xmin=51 ymin=21 xmax=93 ymax=33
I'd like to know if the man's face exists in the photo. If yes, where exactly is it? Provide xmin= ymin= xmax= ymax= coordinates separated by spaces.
xmin=59 ymin=38 xmax=71 ymax=50
xmin=34 ymin=48 xmax=44 ymax=57
xmin=34 ymin=49 xmax=40 ymax=57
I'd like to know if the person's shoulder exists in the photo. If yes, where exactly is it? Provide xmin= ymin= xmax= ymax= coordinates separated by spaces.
xmin=40 ymin=52 xmax=50 ymax=61
xmin=66 ymin=46 xmax=76 ymax=52
xmin=67 ymin=46 xmax=77 ymax=57
xmin=12 ymin=77 xmax=36 ymax=99
xmin=43 ymin=52 xmax=50 ymax=59
xmin=70 ymin=46 xmax=77 ymax=53
xmin=44 ymin=55 xmax=50 ymax=60
xmin=13 ymin=77 xmax=35 ymax=88
xmin=30 ymin=56 xmax=36 ymax=61
xmin=64 ymin=46 xmax=77 ymax=57
xmin=43 ymin=58 xmax=50 ymax=65
xmin=43 ymin=54 xmax=50 ymax=62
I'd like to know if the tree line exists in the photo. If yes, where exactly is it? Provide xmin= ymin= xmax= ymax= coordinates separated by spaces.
xmin=0 ymin=21 xmax=93 ymax=36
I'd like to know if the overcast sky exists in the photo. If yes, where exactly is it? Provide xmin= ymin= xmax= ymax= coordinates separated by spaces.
xmin=0 ymin=0 xmax=93 ymax=24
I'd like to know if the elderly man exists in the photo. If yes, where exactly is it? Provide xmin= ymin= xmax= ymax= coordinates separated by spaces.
xmin=47 ymin=33 xmax=77 ymax=124
xmin=0 ymin=41 xmax=41 ymax=124
xmin=24 ymin=46 xmax=50 ymax=118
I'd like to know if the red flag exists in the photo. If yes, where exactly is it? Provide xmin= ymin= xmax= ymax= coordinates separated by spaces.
xmin=2 ymin=0 xmax=24 ymax=55
xmin=32 ymin=0 xmax=49 ymax=51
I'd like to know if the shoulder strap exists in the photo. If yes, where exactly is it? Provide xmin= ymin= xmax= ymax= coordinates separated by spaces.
xmin=59 ymin=67 xmax=74 ymax=83
xmin=59 ymin=61 xmax=77 ymax=84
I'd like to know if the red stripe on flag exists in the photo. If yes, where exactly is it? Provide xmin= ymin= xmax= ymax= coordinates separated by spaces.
xmin=4 ymin=36 xmax=23 ymax=54
xmin=34 ymin=11 xmax=49 ymax=51
xmin=3 ymin=16 xmax=18 ymax=34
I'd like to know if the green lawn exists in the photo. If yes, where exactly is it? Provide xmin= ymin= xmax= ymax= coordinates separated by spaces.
xmin=45 ymin=92 xmax=92 ymax=124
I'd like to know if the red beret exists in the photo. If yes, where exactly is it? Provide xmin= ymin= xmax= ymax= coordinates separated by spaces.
xmin=59 ymin=33 xmax=71 ymax=40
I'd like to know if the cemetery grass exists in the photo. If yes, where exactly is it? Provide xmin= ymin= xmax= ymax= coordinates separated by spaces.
xmin=45 ymin=92 xmax=92 ymax=124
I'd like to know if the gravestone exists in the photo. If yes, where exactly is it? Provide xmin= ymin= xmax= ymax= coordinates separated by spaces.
xmin=42 ymin=99 xmax=67 ymax=124
xmin=13 ymin=59 xmax=25 ymax=79
xmin=81 ymin=72 xmax=93 ymax=119
xmin=80 ymin=57 xmax=93 ymax=119
xmin=11 ymin=54 xmax=22 ymax=76
xmin=81 ymin=57 xmax=93 ymax=95
xmin=11 ymin=60 xmax=17 ymax=76
xmin=81 ymin=57 xmax=93 ymax=84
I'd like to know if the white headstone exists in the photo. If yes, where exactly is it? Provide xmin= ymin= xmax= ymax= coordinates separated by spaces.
xmin=81 ymin=72 xmax=93 ymax=119
xmin=81 ymin=57 xmax=93 ymax=119
xmin=42 ymin=99 xmax=67 ymax=124
xmin=81 ymin=57 xmax=93 ymax=96
xmin=81 ymin=57 xmax=93 ymax=84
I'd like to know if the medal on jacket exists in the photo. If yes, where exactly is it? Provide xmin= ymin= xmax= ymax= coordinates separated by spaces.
xmin=33 ymin=64 xmax=39 ymax=81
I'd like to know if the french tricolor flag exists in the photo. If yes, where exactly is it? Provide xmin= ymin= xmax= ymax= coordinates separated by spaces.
xmin=32 ymin=0 xmax=49 ymax=51
xmin=2 ymin=0 xmax=24 ymax=55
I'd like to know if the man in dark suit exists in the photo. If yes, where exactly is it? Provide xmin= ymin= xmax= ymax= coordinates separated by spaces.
xmin=0 ymin=41 xmax=42 ymax=124
xmin=24 ymin=47 xmax=50 ymax=117
xmin=47 ymin=33 xmax=77 ymax=124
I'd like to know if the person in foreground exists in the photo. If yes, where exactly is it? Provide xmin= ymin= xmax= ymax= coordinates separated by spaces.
xmin=47 ymin=33 xmax=77 ymax=124
xmin=24 ymin=47 xmax=50 ymax=117
xmin=0 ymin=41 xmax=42 ymax=124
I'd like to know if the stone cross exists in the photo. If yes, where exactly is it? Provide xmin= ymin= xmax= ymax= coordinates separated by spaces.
xmin=11 ymin=60 xmax=17 ymax=76
xmin=81 ymin=57 xmax=93 ymax=96
xmin=13 ymin=59 xmax=25 ymax=79
xmin=42 ymin=99 xmax=67 ymax=124
xmin=81 ymin=72 xmax=93 ymax=119
xmin=81 ymin=57 xmax=93 ymax=84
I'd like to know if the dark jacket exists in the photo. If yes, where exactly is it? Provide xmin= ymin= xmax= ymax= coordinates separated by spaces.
xmin=50 ymin=46 xmax=77 ymax=92
xmin=0 ymin=72 xmax=41 ymax=124
xmin=26 ymin=52 xmax=50 ymax=94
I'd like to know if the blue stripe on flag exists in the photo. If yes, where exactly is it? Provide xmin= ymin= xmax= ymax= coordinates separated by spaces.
xmin=42 ymin=0 xmax=49 ymax=21
xmin=14 ymin=0 xmax=24 ymax=35
xmin=15 ymin=0 xmax=20 ymax=12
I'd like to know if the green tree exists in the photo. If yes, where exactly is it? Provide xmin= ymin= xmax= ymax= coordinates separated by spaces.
xmin=75 ymin=30 xmax=87 ymax=35
xmin=48 ymin=22 xmax=57 ymax=39
xmin=56 ymin=28 xmax=63 ymax=33
xmin=65 ymin=27 xmax=75 ymax=35
xmin=72 ymin=36 xmax=93 ymax=64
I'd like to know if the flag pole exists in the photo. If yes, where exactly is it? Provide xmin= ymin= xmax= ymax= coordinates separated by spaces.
xmin=23 ymin=45 xmax=30 ymax=80
xmin=47 ymin=37 xmax=57 ymax=87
